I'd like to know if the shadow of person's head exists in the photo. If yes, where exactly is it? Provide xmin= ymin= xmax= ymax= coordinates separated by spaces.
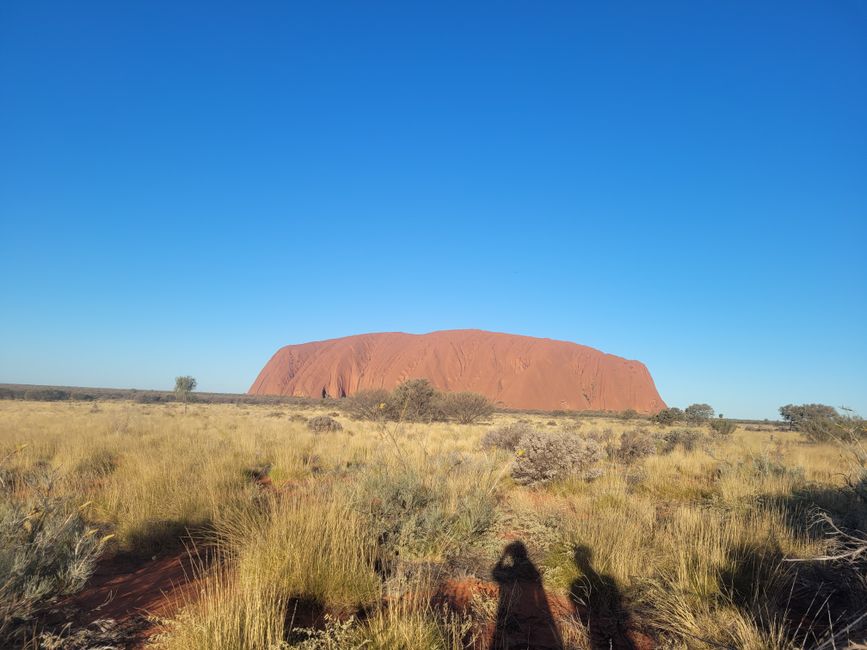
xmin=573 ymin=544 xmax=595 ymax=575
xmin=493 ymin=540 xmax=540 ymax=583
xmin=503 ymin=540 xmax=529 ymax=561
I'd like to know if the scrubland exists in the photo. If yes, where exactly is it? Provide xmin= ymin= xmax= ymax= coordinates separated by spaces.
xmin=1 ymin=399 xmax=865 ymax=649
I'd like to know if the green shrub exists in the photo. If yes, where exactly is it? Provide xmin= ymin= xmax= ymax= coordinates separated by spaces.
xmin=512 ymin=430 xmax=604 ymax=486
xmin=345 ymin=389 xmax=392 ymax=421
xmin=356 ymin=460 xmax=496 ymax=565
xmin=616 ymin=428 xmax=657 ymax=463
xmin=779 ymin=403 xmax=838 ymax=430
xmin=346 ymin=382 xmax=491 ymax=425
xmin=684 ymin=403 xmax=714 ymax=423
xmin=750 ymin=452 xmax=805 ymax=480
xmin=709 ymin=419 xmax=736 ymax=437
xmin=661 ymin=428 xmax=704 ymax=453
xmin=389 ymin=379 xmax=444 ymax=422
xmin=652 ymin=407 xmax=683 ymax=426
xmin=481 ymin=422 xmax=534 ymax=451
xmin=440 ymin=392 xmax=494 ymax=424
xmin=0 ymin=469 xmax=109 ymax=643
xmin=307 ymin=416 xmax=343 ymax=433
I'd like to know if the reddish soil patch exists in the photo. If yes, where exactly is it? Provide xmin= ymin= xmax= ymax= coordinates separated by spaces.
xmin=50 ymin=551 xmax=202 ymax=647
xmin=68 ymin=552 xmax=198 ymax=621
xmin=51 ymin=544 xmax=654 ymax=649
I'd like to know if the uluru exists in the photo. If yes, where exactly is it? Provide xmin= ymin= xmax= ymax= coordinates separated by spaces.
xmin=249 ymin=329 xmax=666 ymax=413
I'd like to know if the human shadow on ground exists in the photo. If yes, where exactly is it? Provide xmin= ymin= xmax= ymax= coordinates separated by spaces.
xmin=568 ymin=545 xmax=635 ymax=650
xmin=490 ymin=541 xmax=564 ymax=650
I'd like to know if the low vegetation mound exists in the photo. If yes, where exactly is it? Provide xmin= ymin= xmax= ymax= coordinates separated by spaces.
xmin=0 ymin=461 xmax=110 ymax=645
xmin=306 ymin=415 xmax=343 ymax=433
xmin=480 ymin=421 xmax=534 ymax=451
xmin=512 ymin=429 xmax=604 ymax=485
xmin=347 ymin=379 xmax=494 ymax=424
xmin=616 ymin=427 xmax=658 ymax=463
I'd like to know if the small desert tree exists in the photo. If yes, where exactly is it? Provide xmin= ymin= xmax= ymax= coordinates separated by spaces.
xmin=174 ymin=376 xmax=197 ymax=412
xmin=685 ymin=403 xmax=715 ymax=424
xmin=779 ymin=404 xmax=838 ymax=430
xmin=653 ymin=407 xmax=683 ymax=426
xmin=346 ymin=389 xmax=392 ymax=421
xmin=391 ymin=378 xmax=442 ymax=422
xmin=442 ymin=391 xmax=494 ymax=424
xmin=778 ymin=403 xmax=856 ymax=442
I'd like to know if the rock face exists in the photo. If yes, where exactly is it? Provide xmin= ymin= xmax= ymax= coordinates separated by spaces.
xmin=249 ymin=330 xmax=666 ymax=413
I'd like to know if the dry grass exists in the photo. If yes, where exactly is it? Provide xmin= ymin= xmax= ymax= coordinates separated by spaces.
xmin=1 ymin=400 xmax=865 ymax=648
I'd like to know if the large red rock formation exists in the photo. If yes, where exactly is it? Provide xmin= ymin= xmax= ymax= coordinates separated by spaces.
xmin=249 ymin=330 xmax=666 ymax=413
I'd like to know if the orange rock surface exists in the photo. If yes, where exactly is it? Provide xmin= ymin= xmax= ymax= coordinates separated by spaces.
xmin=249 ymin=329 xmax=666 ymax=413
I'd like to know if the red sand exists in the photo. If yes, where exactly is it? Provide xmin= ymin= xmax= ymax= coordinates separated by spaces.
xmin=64 ymin=552 xmax=196 ymax=622
xmin=250 ymin=329 xmax=666 ymax=413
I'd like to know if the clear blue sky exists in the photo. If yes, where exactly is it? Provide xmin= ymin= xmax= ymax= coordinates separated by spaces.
xmin=1 ymin=2 xmax=865 ymax=419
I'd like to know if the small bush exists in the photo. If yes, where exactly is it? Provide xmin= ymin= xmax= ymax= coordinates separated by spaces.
xmin=345 ymin=389 xmax=392 ymax=421
xmin=652 ymin=407 xmax=683 ymax=426
xmin=616 ymin=428 xmax=657 ymax=463
xmin=750 ymin=451 xmax=804 ymax=480
xmin=357 ymin=459 xmax=497 ymax=565
xmin=661 ymin=428 xmax=703 ymax=453
xmin=481 ymin=422 xmax=534 ymax=451
xmin=619 ymin=409 xmax=639 ymax=420
xmin=440 ymin=391 xmax=494 ymax=424
xmin=512 ymin=430 xmax=604 ymax=486
xmin=0 ymin=470 xmax=109 ymax=643
xmin=585 ymin=427 xmax=617 ymax=460
xmin=389 ymin=379 xmax=448 ymax=422
xmin=684 ymin=403 xmax=714 ymax=423
xmin=307 ymin=416 xmax=343 ymax=433
xmin=710 ymin=419 xmax=736 ymax=437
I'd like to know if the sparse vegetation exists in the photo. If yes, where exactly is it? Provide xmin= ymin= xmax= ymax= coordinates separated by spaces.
xmin=660 ymin=427 xmax=704 ymax=453
xmin=684 ymin=402 xmax=714 ymax=423
xmin=0 ymin=459 xmax=111 ymax=644
xmin=1 ymin=398 xmax=865 ymax=648
xmin=480 ymin=421 xmax=534 ymax=451
xmin=345 ymin=389 xmax=391 ymax=421
xmin=616 ymin=427 xmax=657 ymax=463
xmin=512 ymin=429 xmax=604 ymax=485
xmin=389 ymin=379 xmax=442 ymax=422
xmin=709 ymin=418 xmax=737 ymax=437
xmin=652 ymin=406 xmax=683 ymax=426
xmin=345 ymin=380 xmax=492 ymax=425
xmin=306 ymin=415 xmax=343 ymax=433
xmin=440 ymin=391 xmax=494 ymax=424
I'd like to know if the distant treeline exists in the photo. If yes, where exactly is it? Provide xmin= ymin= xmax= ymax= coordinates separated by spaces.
xmin=0 ymin=384 xmax=316 ymax=406
xmin=0 ymin=383 xmax=784 ymax=425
